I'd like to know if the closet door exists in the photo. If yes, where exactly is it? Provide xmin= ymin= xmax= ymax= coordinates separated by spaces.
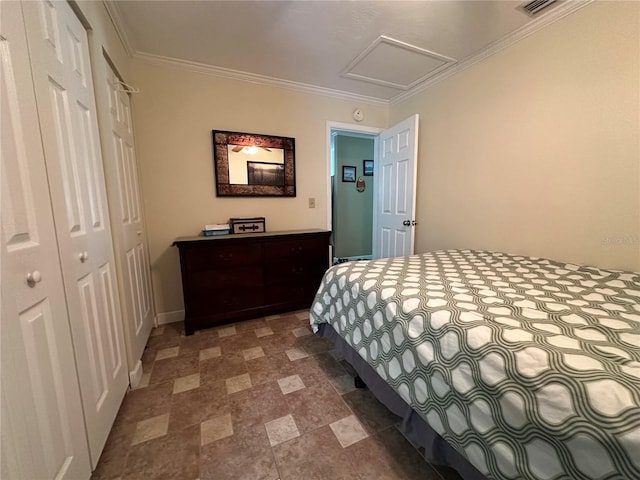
xmin=104 ymin=63 xmax=154 ymax=380
xmin=0 ymin=1 xmax=91 ymax=478
xmin=22 ymin=0 xmax=128 ymax=466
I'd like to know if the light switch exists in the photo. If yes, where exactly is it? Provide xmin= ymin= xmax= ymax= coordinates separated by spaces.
xmin=308 ymin=197 xmax=316 ymax=208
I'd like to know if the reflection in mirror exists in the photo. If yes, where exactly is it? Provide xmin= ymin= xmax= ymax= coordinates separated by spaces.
xmin=228 ymin=145 xmax=285 ymax=185
xmin=212 ymin=130 xmax=295 ymax=197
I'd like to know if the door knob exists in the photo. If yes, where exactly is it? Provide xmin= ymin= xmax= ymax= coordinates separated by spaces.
xmin=79 ymin=251 xmax=89 ymax=262
xmin=26 ymin=270 xmax=42 ymax=286
xmin=411 ymin=220 xmax=417 ymax=226
xmin=402 ymin=220 xmax=411 ymax=226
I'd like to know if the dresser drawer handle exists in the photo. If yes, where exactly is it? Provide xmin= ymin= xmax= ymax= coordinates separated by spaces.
xmin=218 ymin=253 xmax=234 ymax=260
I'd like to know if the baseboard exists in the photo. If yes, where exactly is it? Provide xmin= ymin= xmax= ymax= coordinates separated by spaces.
xmin=129 ymin=360 xmax=143 ymax=388
xmin=156 ymin=310 xmax=185 ymax=325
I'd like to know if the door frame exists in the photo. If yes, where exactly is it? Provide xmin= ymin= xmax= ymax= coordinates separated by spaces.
xmin=325 ymin=122 xmax=383 ymax=249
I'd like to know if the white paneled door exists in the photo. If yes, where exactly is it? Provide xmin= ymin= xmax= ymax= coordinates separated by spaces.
xmin=373 ymin=114 xmax=419 ymax=259
xmin=0 ymin=1 xmax=91 ymax=478
xmin=22 ymin=0 xmax=128 ymax=467
xmin=104 ymin=62 xmax=154 ymax=378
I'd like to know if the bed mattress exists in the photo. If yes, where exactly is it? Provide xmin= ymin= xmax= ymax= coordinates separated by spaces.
xmin=310 ymin=250 xmax=640 ymax=480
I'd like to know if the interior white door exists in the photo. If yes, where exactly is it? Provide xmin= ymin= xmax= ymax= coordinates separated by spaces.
xmin=0 ymin=1 xmax=90 ymax=478
xmin=104 ymin=62 xmax=154 ymax=381
xmin=22 ymin=0 xmax=128 ymax=466
xmin=372 ymin=114 xmax=419 ymax=259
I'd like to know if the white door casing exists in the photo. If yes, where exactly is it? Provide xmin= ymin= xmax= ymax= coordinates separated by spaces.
xmin=372 ymin=114 xmax=419 ymax=259
xmin=0 ymin=1 xmax=91 ymax=478
xmin=22 ymin=0 xmax=128 ymax=466
xmin=103 ymin=61 xmax=154 ymax=382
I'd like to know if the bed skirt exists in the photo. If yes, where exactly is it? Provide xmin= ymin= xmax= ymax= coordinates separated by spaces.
xmin=317 ymin=323 xmax=486 ymax=480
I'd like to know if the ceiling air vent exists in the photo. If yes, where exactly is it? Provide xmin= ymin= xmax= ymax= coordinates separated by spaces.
xmin=519 ymin=0 xmax=558 ymax=16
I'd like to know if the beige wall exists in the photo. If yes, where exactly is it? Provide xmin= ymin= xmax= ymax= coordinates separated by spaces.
xmin=391 ymin=1 xmax=640 ymax=272
xmin=131 ymin=61 xmax=388 ymax=315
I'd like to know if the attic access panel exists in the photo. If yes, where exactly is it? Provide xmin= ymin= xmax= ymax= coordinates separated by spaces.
xmin=342 ymin=35 xmax=456 ymax=90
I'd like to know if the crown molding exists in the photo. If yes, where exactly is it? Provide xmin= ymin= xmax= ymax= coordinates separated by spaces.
xmin=102 ymin=0 xmax=133 ymax=57
xmin=390 ymin=0 xmax=593 ymax=105
xmin=133 ymin=52 xmax=391 ymax=107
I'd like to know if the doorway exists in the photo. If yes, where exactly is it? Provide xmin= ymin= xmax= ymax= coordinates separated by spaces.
xmin=329 ymin=127 xmax=378 ymax=264
xmin=326 ymin=115 xmax=419 ymax=262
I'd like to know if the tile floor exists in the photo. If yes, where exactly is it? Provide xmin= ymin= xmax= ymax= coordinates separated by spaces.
xmin=91 ymin=310 xmax=464 ymax=480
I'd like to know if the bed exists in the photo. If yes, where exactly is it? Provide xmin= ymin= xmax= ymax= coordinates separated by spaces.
xmin=309 ymin=249 xmax=640 ymax=480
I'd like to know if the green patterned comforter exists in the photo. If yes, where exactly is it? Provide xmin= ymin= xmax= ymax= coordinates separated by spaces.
xmin=310 ymin=250 xmax=640 ymax=480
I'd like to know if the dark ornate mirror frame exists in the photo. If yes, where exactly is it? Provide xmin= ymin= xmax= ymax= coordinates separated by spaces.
xmin=212 ymin=130 xmax=296 ymax=197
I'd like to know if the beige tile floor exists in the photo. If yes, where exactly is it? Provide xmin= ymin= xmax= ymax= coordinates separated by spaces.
xmin=91 ymin=310 xmax=464 ymax=480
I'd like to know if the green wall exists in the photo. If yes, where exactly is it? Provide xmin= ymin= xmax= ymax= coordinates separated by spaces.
xmin=333 ymin=135 xmax=374 ymax=258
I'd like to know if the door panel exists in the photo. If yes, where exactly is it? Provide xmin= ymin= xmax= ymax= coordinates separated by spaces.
xmin=104 ymin=62 xmax=154 ymax=374
xmin=98 ymin=262 xmax=124 ymax=373
xmin=381 ymin=228 xmax=392 ymax=259
xmin=381 ymin=161 xmax=393 ymax=214
xmin=19 ymin=302 xmax=79 ymax=468
xmin=373 ymin=115 xmax=419 ymax=259
xmin=77 ymin=101 xmax=106 ymax=231
xmin=396 ymin=157 xmax=410 ymax=214
xmin=127 ymin=248 xmax=142 ymax=332
xmin=1 ymin=2 xmax=90 ymax=478
xmin=23 ymin=0 xmax=128 ymax=466
xmin=48 ymin=78 xmax=85 ymax=234
xmin=77 ymin=273 xmax=108 ymax=404
xmin=395 ymin=230 xmax=409 ymax=257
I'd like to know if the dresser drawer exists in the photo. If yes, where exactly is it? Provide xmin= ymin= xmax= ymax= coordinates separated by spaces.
xmin=264 ymin=236 xmax=327 ymax=263
xmin=265 ymin=262 xmax=327 ymax=286
xmin=187 ymin=288 xmax=264 ymax=316
xmin=187 ymin=266 xmax=263 ymax=292
xmin=184 ymin=243 xmax=262 ymax=271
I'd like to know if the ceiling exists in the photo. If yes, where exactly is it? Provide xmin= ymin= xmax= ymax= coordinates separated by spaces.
xmin=106 ymin=0 xmax=587 ymax=104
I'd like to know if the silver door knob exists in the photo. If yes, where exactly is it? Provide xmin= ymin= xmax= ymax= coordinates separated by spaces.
xmin=79 ymin=251 xmax=89 ymax=262
xmin=27 ymin=270 xmax=42 ymax=286
xmin=402 ymin=220 xmax=411 ymax=226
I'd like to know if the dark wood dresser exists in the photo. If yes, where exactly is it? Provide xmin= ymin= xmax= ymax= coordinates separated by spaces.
xmin=173 ymin=229 xmax=331 ymax=335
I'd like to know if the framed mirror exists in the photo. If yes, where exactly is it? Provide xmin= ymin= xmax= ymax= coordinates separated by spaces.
xmin=212 ymin=130 xmax=296 ymax=196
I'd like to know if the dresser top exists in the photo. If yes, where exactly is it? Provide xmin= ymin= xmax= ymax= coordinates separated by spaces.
xmin=172 ymin=229 xmax=330 ymax=246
